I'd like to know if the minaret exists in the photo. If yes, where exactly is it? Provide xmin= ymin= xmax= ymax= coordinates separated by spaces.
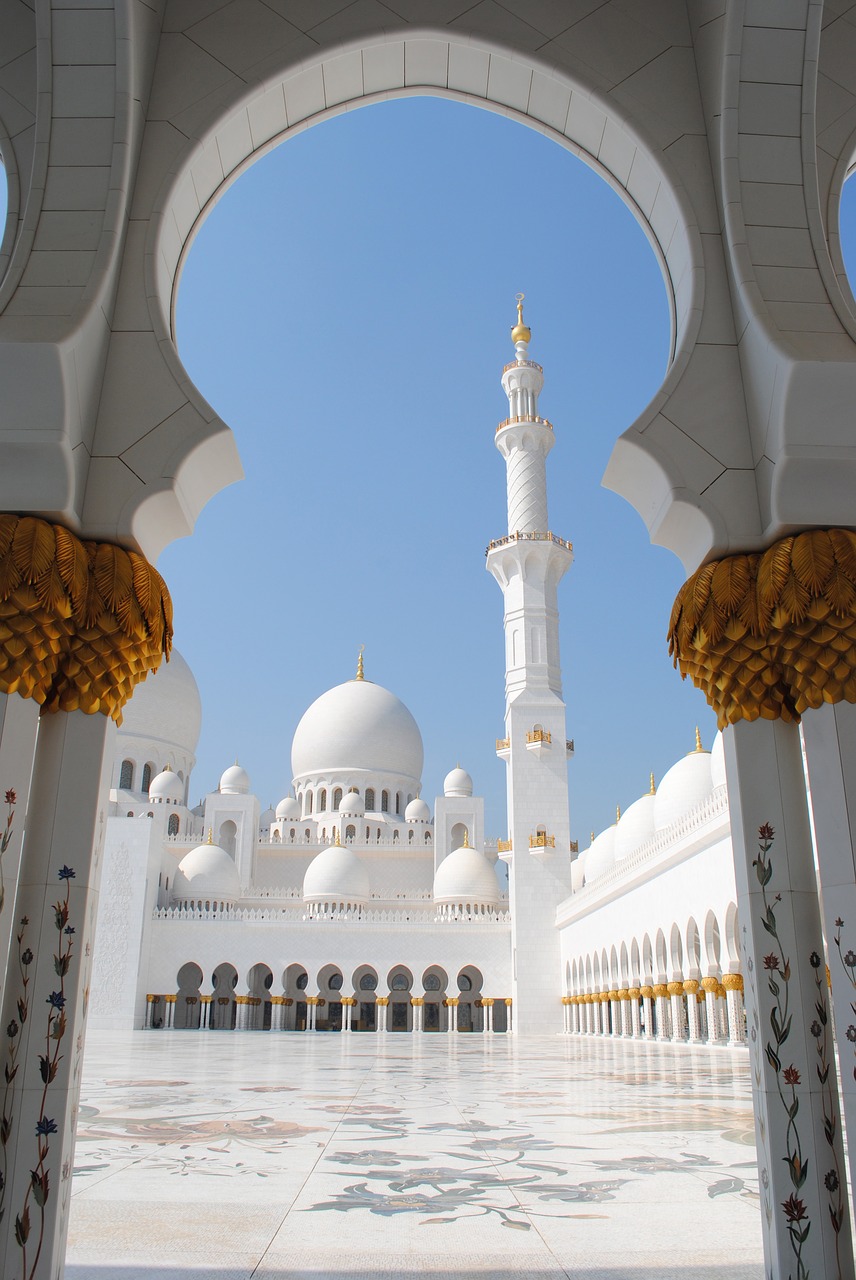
xmin=486 ymin=296 xmax=573 ymax=1035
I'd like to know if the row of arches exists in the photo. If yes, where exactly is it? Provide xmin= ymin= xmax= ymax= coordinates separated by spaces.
xmin=147 ymin=961 xmax=511 ymax=1033
xmin=564 ymin=908 xmax=745 ymax=1046
xmin=270 ymin=826 xmax=432 ymax=845
xmin=119 ymin=758 xmax=186 ymax=795
xmin=297 ymin=787 xmax=415 ymax=817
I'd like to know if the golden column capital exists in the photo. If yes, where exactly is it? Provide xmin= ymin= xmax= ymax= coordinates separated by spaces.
xmin=0 ymin=514 xmax=172 ymax=721
xmin=504 ymin=998 xmax=513 ymax=1006
xmin=640 ymin=986 xmax=654 ymax=999
xmin=722 ymin=973 xmax=743 ymax=992
xmin=666 ymin=981 xmax=684 ymax=997
xmin=376 ymin=996 xmax=389 ymax=1006
xmin=410 ymin=997 xmax=424 ymax=1006
xmin=482 ymin=997 xmax=494 ymax=1007
xmin=668 ymin=528 xmax=856 ymax=727
xmin=627 ymin=987 xmax=640 ymax=1000
xmin=700 ymin=976 xmax=720 ymax=993
xmin=683 ymin=979 xmax=700 ymax=995
xmin=652 ymin=984 xmax=669 ymax=998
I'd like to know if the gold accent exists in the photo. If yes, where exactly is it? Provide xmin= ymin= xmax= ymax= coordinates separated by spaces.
xmin=482 ymin=997 xmax=494 ymax=1007
xmin=410 ymin=997 xmax=424 ymax=1006
xmin=529 ymin=832 xmax=555 ymax=848
xmin=486 ymin=530 xmax=571 ymax=553
xmin=376 ymin=996 xmax=389 ymax=1006
xmin=497 ymin=837 xmax=512 ymax=852
xmin=722 ymin=973 xmax=744 ymax=992
xmin=146 ymin=993 xmax=156 ymax=1002
xmin=0 ymin=514 xmax=172 ymax=721
xmin=511 ymin=293 xmax=531 ymax=344
xmin=649 ymin=772 xmax=656 ymax=795
xmin=200 ymin=995 xmax=211 ymax=1004
xmin=652 ymin=984 xmax=669 ymax=998
xmin=668 ymin=529 xmax=856 ymax=727
xmin=496 ymin=736 xmax=510 ymax=750
xmin=497 ymin=414 xmax=553 ymax=433
xmin=618 ymin=989 xmax=631 ymax=1001
xmin=504 ymin=998 xmax=513 ymax=1006
xmin=355 ymin=645 xmax=365 ymax=681
xmin=164 ymin=994 xmax=176 ymax=1003
xmin=627 ymin=988 xmax=641 ymax=1000
xmin=334 ymin=826 xmax=340 ymax=846
xmin=569 ymin=839 xmax=579 ymax=854
xmin=207 ymin=828 xmax=213 ymax=845
xmin=700 ymin=976 xmax=720 ymax=994
xmin=445 ymin=997 xmax=459 ymax=1007
xmin=615 ymin=804 xmax=621 ymax=824
xmin=462 ymin=828 xmax=469 ymax=848
xmin=269 ymin=996 xmax=285 ymax=1005
xmin=526 ymin=728 xmax=551 ymax=744
xmin=683 ymin=979 xmax=700 ymax=995
xmin=666 ymin=981 xmax=684 ymax=997
xmin=640 ymin=986 xmax=654 ymax=999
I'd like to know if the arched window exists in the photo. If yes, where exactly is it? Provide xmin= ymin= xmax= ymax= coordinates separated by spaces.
xmin=126 ymin=810 xmax=134 ymax=818
xmin=333 ymin=787 xmax=343 ymax=810
xmin=365 ymin=788 xmax=375 ymax=811
xmin=306 ymin=791 xmax=313 ymax=815
xmin=289 ymin=827 xmax=295 ymax=839
xmin=141 ymin=762 xmax=153 ymax=793
xmin=393 ymin=829 xmax=399 ymax=842
xmin=346 ymin=824 xmax=356 ymax=840
xmin=381 ymin=790 xmax=389 ymax=812
xmin=319 ymin=788 xmax=327 ymax=812
xmin=119 ymin=759 xmax=134 ymax=790
xmin=408 ymin=830 xmax=414 ymax=844
xmin=167 ymin=813 xmax=179 ymax=836
xmin=304 ymin=828 xmax=311 ymax=839
xmin=177 ymin=769 xmax=184 ymax=781
xmin=395 ymin=792 xmax=402 ymax=814
xmin=425 ymin=831 xmax=432 ymax=844
xmin=365 ymin=825 xmax=370 ymax=840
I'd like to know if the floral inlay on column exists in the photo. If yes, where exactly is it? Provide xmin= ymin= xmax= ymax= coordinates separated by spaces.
xmin=831 ymin=918 xmax=856 ymax=1084
xmin=0 ymin=788 xmax=15 ymax=917
xmin=754 ymin=823 xmax=811 ymax=1280
xmin=808 ymin=951 xmax=845 ymax=1277
xmin=0 ymin=912 xmax=32 ymax=1226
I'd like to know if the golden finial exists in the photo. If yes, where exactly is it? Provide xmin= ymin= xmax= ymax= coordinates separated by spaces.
xmin=164 ymin=762 xmax=172 ymax=772
xmin=463 ymin=828 xmax=469 ymax=848
xmin=615 ymin=804 xmax=621 ymax=824
xmin=511 ymin=292 xmax=531 ymax=345
xmin=590 ymin=831 xmax=595 ymax=844
xmin=649 ymin=772 xmax=656 ymax=795
xmin=334 ymin=826 xmax=340 ymax=846
xmin=692 ymin=726 xmax=704 ymax=753
xmin=207 ymin=827 xmax=213 ymax=845
xmin=356 ymin=645 xmax=365 ymax=681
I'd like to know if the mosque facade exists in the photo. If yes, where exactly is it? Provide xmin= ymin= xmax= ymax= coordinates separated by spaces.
xmin=90 ymin=309 xmax=745 ymax=1050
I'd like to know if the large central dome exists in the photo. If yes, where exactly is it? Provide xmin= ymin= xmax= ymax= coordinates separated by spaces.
xmin=291 ymin=678 xmax=424 ymax=783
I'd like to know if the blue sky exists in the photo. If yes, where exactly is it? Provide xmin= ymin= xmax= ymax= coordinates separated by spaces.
xmin=167 ymin=93 xmax=713 ymax=843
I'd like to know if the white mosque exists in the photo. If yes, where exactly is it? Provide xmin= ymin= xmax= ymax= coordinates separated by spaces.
xmin=90 ymin=305 xmax=744 ymax=1046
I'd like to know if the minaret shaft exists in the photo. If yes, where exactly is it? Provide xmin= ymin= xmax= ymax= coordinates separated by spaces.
xmin=486 ymin=299 xmax=573 ymax=1036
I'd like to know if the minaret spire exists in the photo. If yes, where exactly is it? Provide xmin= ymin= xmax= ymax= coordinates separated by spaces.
xmin=485 ymin=299 xmax=574 ymax=1036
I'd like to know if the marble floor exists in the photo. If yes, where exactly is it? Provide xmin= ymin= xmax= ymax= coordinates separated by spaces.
xmin=65 ymin=1032 xmax=764 ymax=1279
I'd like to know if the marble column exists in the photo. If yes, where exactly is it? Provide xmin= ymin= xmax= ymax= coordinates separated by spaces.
xmin=0 ymin=709 xmax=115 ymax=1280
xmin=801 ymin=698 xmax=856 ymax=1207
xmin=641 ymin=987 xmax=654 ymax=1039
xmin=200 ymin=996 xmax=211 ymax=1029
xmin=0 ymin=693 xmax=40 ymax=992
xmin=306 ymin=998 xmax=316 ymax=1031
xmin=684 ymin=980 xmax=704 ymax=1043
xmin=620 ymin=993 xmax=633 ymax=1037
xmin=484 ymin=998 xmax=494 ymax=1033
xmin=447 ymin=998 xmax=458 ymax=1032
xmin=609 ymin=993 xmax=622 ymax=1036
xmin=630 ymin=990 xmax=642 ymax=1038
xmin=702 ymin=976 xmax=723 ymax=1044
xmin=376 ymin=997 xmax=388 ymax=1032
xmin=144 ymin=995 xmax=156 ymax=1029
xmin=723 ymin=974 xmax=746 ymax=1046
xmin=668 ymin=982 xmax=687 ymax=1041
xmin=164 ymin=994 xmax=175 ymax=1028
xmin=653 ymin=985 xmax=671 ymax=1040
xmin=724 ymin=717 xmax=853 ymax=1280
xmin=411 ymin=998 xmax=422 ymax=1032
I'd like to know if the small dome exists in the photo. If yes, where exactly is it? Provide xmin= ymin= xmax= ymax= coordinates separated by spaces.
xmin=614 ymin=792 xmax=656 ymax=861
xmin=443 ymin=766 xmax=473 ymax=797
xmin=584 ymin=826 xmax=616 ymax=884
xmin=149 ymin=766 xmax=181 ymax=803
xmin=655 ymin=741 xmax=713 ymax=830
xmin=276 ymin=796 xmax=300 ymax=820
xmin=405 ymin=797 xmax=431 ymax=822
xmin=339 ymin=790 xmax=366 ymax=816
xmin=304 ymin=843 xmax=370 ymax=904
xmin=710 ymin=730 xmax=726 ymax=790
xmin=433 ymin=843 xmax=500 ymax=906
xmin=220 ymin=763 xmax=250 ymax=795
xmin=172 ymin=840 xmax=241 ymax=902
xmin=120 ymin=648 xmax=202 ymax=757
xmin=259 ymin=806 xmax=276 ymax=829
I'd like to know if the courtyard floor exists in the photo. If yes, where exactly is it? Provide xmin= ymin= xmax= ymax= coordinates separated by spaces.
xmin=65 ymin=1031 xmax=764 ymax=1280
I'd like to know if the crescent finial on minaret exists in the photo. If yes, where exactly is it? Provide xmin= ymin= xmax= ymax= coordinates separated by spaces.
xmin=356 ymin=645 xmax=365 ymax=681
xmin=511 ymin=292 xmax=531 ymax=345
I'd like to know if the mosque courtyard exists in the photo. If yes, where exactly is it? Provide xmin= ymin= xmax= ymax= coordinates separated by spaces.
xmin=65 ymin=1032 xmax=764 ymax=1279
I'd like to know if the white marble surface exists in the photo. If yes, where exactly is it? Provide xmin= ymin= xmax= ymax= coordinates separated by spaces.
xmin=65 ymin=1032 xmax=764 ymax=1278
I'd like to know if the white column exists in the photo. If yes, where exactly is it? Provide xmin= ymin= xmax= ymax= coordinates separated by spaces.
xmin=448 ymin=999 xmax=458 ymax=1032
xmin=801 ymin=699 xmax=856 ymax=1208
xmin=505 ymin=999 xmax=513 ymax=1033
xmin=609 ymin=994 xmax=622 ymax=1036
xmin=630 ymin=992 xmax=642 ymax=1039
xmin=411 ymin=999 xmax=422 ymax=1032
xmin=235 ymin=997 xmax=249 ymax=1030
xmin=164 ymin=995 xmax=175 ymax=1028
xmin=668 ymin=982 xmax=687 ymax=1041
xmin=0 ymin=693 xmax=40 ymax=990
xmin=724 ymin=717 xmax=853 ymax=1280
xmin=723 ymin=975 xmax=746 ymax=1046
xmin=200 ymin=996 xmax=211 ymax=1029
xmin=144 ymin=995 xmax=155 ymax=1029
xmin=485 ymin=999 xmax=494 ymax=1033
xmin=684 ymin=981 xmax=704 ymax=1043
xmin=641 ymin=988 xmax=654 ymax=1039
xmin=343 ymin=1000 xmax=352 ymax=1032
xmin=0 ymin=709 xmax=115 ymax=1280
xmin=702 ymin=977 xmax=723 ymax=1043
xmin=377 ymin=998 xmax=388 ymax=1032
xmin=654 ymin=986 xmax=671 ymax=1040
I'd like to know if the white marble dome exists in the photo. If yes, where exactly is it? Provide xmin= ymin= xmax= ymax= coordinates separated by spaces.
xmin=614 ymin=792 xmax=656 ymax=861
xmin=220 ymin=763 xmax=250 ymax=795
xmin=149 ymin=766 xmax=182 ymax=804
xmin=443 ymin=766 xmax=473 ymax=797
xmin=584 ymin=826 xmax=616 ymax=884
xmin=303 ymin=843 xmax=370 ymax=904
xmin=172 ymin=840 xmax=240 ymax=902
xmin=339 ymin=790 xmax=366 ymax=816
xmin=433 ymin=844 xmax=500 ymax=906
xmin=291 ymin=678 xmax=423 ymax=783
xmin=654 ymin=743 xmax=713 ymax=830
xmin=405 ymin=797 xmax=431 ymax=822
xmin=276 ymin=796 xmax=300 ymax=820
xmin=259 ymin=805 xmax=276 ymax=830
xmin=119 ymin=648 xmax=202 ymax=754
xmin=710 ymin=730 xmax=727 ymax=789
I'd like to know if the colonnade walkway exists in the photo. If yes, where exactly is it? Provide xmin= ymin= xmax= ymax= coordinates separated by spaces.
xmin=65 ymin=1030 xmax=764 ymax=1279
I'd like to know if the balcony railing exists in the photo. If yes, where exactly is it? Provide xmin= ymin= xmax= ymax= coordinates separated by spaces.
xmin=497 ymin=838 xmax=512 ymax=853
xmin=526 ymin=729 xmax=551 ymax=744
xmin=529 ymin=833 xmax=555 ymax=849
xmin=496 ymin=414 xmax=553 ymax=433
xmin=496 ymin=737 xmax=510 ymax=750
xmin=566 ymin=739 xmax=575 ymax=753
xmin=502 ymin=359 xmax=542 ymax=374
xmin=486 ymin=531 xmax=573 ymax=556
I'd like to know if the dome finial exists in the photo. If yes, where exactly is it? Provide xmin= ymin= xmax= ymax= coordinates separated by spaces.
xmin=693 ymin=725 xmax=703 ymax=753
xmin=511 ymin=292 xmax=531 ymax=346
xmin=207 ymin=827 xmax=213 ymax=845
xmin=649 ymin=771 xmax=656 ymax=795
xmin=615 ymin=804 xmax=621 ymax=824
xmin=334 ymin=825 xmax=340 ymax=846
xmin=355 ymin=645 xmax=365 ymax=681
xmin=463 ymin=828 xmax=469 ymax=848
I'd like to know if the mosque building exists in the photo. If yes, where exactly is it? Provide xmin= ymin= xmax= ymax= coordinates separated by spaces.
xmin=89 ymin=304 xmax=744 ymax=1046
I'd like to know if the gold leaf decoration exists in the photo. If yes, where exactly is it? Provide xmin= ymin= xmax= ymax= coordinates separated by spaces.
xmin=0 ymin=514 xmax=172 ymax=723
xmin=668 ymin=528 xmax=856 ymax=727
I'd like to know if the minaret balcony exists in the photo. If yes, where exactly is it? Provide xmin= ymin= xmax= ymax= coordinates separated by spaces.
xmin=529 ymin=832 xmax=556 ymax=860
xmin=496 ymin=414 xmax=553 ymax=434
xmin=502 ymin=359 xmax=542 ymax=374
xmin=485 ymin=530 xmax=573 ymax=556
xmin=495 ymin=737 xmax=510 ymax=759
xmin=566 ymin=739 xmax=575 ymax=757
xmin=497 ymin=837 xmax=512 ymax=862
